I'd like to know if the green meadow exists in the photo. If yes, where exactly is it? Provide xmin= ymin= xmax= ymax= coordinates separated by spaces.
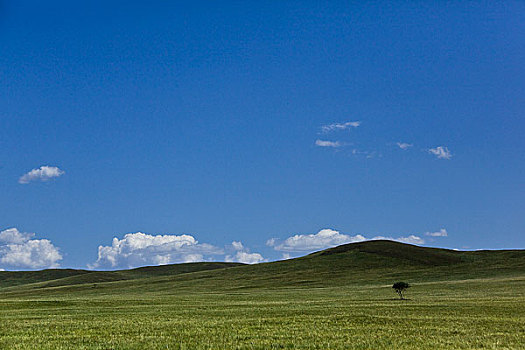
xmin=1 ymin=241 xmax=524 ymax=349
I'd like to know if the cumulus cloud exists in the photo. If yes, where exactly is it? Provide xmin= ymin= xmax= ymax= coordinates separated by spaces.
xmin=372 ymin=235 xmax=425 ymax=245
xmin=269 ymin=229 xmax=366 ymax=252
xmin=315 ymin=139 xmax=342 ymax=148
xmin=269 ymin=229 xmax=429 ymax=253
xmin=19 ymin=166 xmax=65 ymax=184
xmin=0 ymin=228 xmax=62 ymax=269
xmin=397 ymin=235 xmax=425 ymax=244
xmin=226 ymin=251 xmax=265 ymax=264
xmin=425 ymin=228 xmax=448 ymax=237
xmin=89 ymin=232 xmax=223 ymax=269
xmin=225 ymin=241 xmax=266 ymax=264
xmin=321 ymin=121 xmax=361 ymax=133
xmin=428 ymin=146 xmax=452 ymax=159
xmin=231 ymin=241 xmax=244 ymax=251
xmin=0 ymin=228 xmax=35 ymax=244
xmin=396 ymin=142 xmax=413 ymax=150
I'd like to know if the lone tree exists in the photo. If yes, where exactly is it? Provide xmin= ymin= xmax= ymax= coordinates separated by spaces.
xmin=392 ymin=282 xmax=410 ymax=300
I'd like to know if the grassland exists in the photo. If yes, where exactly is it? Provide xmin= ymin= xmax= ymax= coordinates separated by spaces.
xmin=0 ymin=240 xmax=524 ymax=349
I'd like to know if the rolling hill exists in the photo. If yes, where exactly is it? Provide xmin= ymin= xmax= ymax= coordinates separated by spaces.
xmin=1 ymin=240 xmax=524 ymax=349
xmin=0 ymin=262 xmax=243 ymax=290
xmin=1 ymin=240 xmax=523 ymax=296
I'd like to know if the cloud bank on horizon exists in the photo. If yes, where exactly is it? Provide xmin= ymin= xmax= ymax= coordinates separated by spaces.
xmin=0 ymin=226 xmax=447 ymax=271
xmin=266 ymin=228 xmax=446 ymax=258
xmin=225 ymin=241 xmax=266 ymax=264
xmin=89 ymin=232 xmax=224 ymax=269
xmin=267 ymin=229 xmax=366 ymax=252
xmin=88 ymin=232 xmax=267 ymax=269
xmin=0 ymin=228 xmax=62 ymax=269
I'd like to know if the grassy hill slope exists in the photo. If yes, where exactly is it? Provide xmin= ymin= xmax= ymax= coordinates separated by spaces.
xmin=0 ymin=268 xmax=91 ymax=289
xmin=0 ymin=262 xmax=243 ymax=290
xmin=1 ymin=240 xmax=524 ymax=297
xmin=1 ymin=240 xmax=524 ymax=349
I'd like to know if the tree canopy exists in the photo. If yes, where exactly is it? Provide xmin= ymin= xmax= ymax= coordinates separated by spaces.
xmin=392 ymin=282 xmax=410 ymax=299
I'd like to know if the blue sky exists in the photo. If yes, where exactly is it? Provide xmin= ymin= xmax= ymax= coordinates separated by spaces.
xmin=1 ymin=1 xmax=524 ymax=270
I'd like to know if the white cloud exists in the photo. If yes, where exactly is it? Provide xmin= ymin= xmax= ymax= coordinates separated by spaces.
xmin=315 ymin=139 xmax=342 ymax=148
xmin=351 ymin=149 xmax=378 ymax=158
xmin=89 ymin=232 xmax=223 ymax=269
xmin=425 ymin=228 xmax=448 ymax=237
xmin=428 ymin=146 xmax=452 ymax=159
xmin=225 ymin=241 xmax=266 ymax=264
xmin=372 ymin=235 xmax=425 ymax=245
xmin=270 ymin=229 xmax=366 ymax=252
xmin=270 ymin=229 xmax=428 ymax=254
xmin=231 ymin=241 xmax=244 ymax=251
xmin=396 ymin=142 xmax=413 ymax=150
xmin=321 ymin=121 xmax=361 ymax=133
xmin=0 ymin=228 xmax=35 ymax=244
xmin=397 ymin=235 xmax=425 ymax=244
xmin=175 ymin=254 xmax=203 ymax=263
xmin=0 ymin=228 xmax=62 ymax=269
xmin=266 ymin=238 xmax=277 ymax=247
xmin=226 ymin=251 xmax=265 ymax=264
xmin=19 ymin=166 xmax=65 ymax=184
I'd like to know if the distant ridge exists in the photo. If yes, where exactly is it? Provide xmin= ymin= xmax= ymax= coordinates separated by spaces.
xmin=313 ymin=240 xmax=465 ymax=265
xmin=1 ymin=240 xmax=524 ymax=294
xmin=0 ymin=262 xmax=243 ymax=289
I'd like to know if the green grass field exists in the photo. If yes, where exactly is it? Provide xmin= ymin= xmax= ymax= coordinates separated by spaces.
xmin=1 ymin=241 xmax=524 ymax=349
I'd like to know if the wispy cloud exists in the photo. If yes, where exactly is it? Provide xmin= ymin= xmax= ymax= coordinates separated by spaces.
xmin=315 ymin=139 xmax=342 ymax=148
xmin=428 ymin=146 xmax=452 ymax=159
xmin=265 ymin=238 xmax=277 ymax=247
xmin=19 ymin=166 xmax=65 ymax=184
xmin=321 ymin=121 xmax=360 ymax=133
xmin=351 ymin=149 xmax=379 ymax=158
xmin=0 ymin=228 xmax=62 ymax=269
xmin=425 ymin=228 xmax=448 ymax=237
xmin=396 ymin=142 xmax=413 ymax=150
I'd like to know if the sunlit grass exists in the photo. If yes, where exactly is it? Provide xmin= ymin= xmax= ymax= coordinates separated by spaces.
xmin=1 ymin=241 xmax=524 ymax=348
xmin=1 ymin=277 xmax=524 ymax=349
